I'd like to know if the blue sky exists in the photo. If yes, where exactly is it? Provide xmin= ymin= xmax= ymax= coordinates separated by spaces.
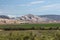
xmin=0 ymin=0 xmax=60 ymax=16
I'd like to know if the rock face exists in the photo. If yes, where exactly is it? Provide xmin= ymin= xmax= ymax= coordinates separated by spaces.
xmin=19 ymin=14 xmax=48 ymax=23
xmin=0 ymin=15 xmax=27 ymax=24
xmin=0 ymin=18 xmax=26 ymax=24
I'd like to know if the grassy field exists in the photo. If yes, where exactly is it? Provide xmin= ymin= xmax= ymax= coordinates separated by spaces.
xmin=0 ymin=30 xmax=60 ymax=40
xmin=0 ymin=23 xmax=60 ymax=40
xmin=0 ymin=23 xmax=60 ymax=30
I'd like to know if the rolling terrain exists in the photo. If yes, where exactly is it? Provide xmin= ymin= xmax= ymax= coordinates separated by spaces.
xmin=38 ymin=15 xmax=60 ymax=21
xmin=0 ymin=14 xmax=60 ymax=40
xmin=0 ymin=14 xmax=60 ymax=24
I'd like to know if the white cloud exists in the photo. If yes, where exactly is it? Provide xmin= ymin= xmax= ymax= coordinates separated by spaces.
xmin=30 ymin=1 xmax=44 ymax=5
xmin=32 ymin=4 xmax=60 ymax=12
xmin=19 ymin=1 xmax=45 ymax=6
xmin=19 ymin=4 xmax=30 ymax=6
xmin=7 ymin=15 xmax=16 ymax=18
xmin=40 ymin=4 xmax=60 ymax=10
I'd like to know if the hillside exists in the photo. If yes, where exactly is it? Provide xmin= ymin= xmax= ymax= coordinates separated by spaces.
xmin=17 ymin=14 xmax=49 ymax=23
xmin=0 ymin=14 xmax=60 ymax=24
xmin=0 ymin=15 xmax=10 ymax=19
xmin=38 ymin=15 xmax=60 ymax=21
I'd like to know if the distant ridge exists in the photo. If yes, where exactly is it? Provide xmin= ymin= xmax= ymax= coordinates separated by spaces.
xmin=38 ymin=15 xmax=60 ymax=20
xmin=16 ymin=14 xmax=49 ymax=23
xmin=0 ymin=14 xmax=60 ymax=21
xmin=0 ymin=15 xmax=10 ymax=19
xmin=0 ymin=14 xmax=60 ymax=24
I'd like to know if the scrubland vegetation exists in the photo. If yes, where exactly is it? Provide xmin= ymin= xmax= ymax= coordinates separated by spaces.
xmin=0 ymin=23 xmax=60 ymax=40
xmin=0 ymin=30 xmax=60 ymax=40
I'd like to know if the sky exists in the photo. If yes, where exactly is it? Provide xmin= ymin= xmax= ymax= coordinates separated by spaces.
xmin=0 ymin=0 xmax=60 ymax=16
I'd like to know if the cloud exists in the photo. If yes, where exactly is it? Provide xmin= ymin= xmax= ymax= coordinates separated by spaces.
xmin=7 ymin=15 xmax=16 ymax=17
xmin=32 ymin=4 xmax=60 ymax=12
xmin=40 ymin=4 xmax=60 ymax=10
xmin=19 ymin=1 xmax=45 ymax=6
xmin=30 ymin=1 xmax=44 ymax=5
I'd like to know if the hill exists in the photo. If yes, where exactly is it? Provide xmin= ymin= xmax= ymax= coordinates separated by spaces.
xmin=38 ymin=15 xmax=60 ymax=21
xmin=0 ymin=15 xmax=10 ymax=19
xmin=17 ymin=14 xmax=49 ymax=23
